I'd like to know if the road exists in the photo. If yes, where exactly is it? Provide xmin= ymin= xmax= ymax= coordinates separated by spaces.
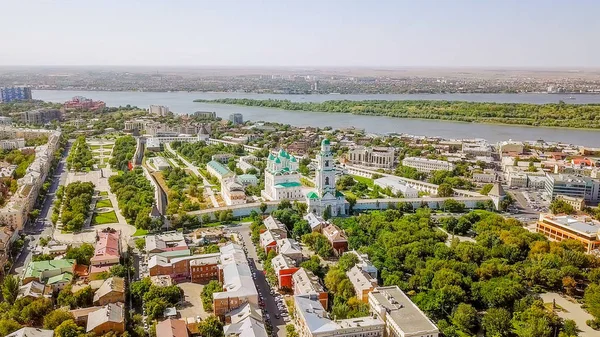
xmin=234 ymin=223 xmax=288 ymax=337
xmin=12 ymin=141 xmax=71 ymax=276
xmin=164 ymin=143 xmax=219 ymax=208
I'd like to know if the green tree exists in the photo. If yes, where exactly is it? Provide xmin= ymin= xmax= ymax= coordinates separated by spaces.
xmin=0 ymin=318 xmax=21 ymax=337
xmin=286 ymin=324 xmax=299 ymax=337
xmin=549 ymin=199 xmax=576 ymax=215
xmin=2 ymin=275 xmax=19 ymax=305
xmin=43 ymin=309 xmax=75 ymax=330
xmin=438 ymin=183 xmax=454 ymax=197
xmin=198 ymin=315 xmax=224 ymax=337
xmin=54 ymin=319 xmax=84 ymax=337
xmin=201 ymin=280 xmax=222 ymax=312
xmin=482 ymin=308 xmax=512 ymax=337
xmin=338 ymin=253 xmax=359 ymax=272
xmin=584 ymin=283 xmax=600 ymax=321
xmin=480 ymin=184 xmax=494 ymax=195
xmin=65 ymin=243 xmax=95 ymax=265
xmin=109 ymin=264 xmax=129 ymax=277
xmin=451 ymin=303 xmax=478 ymax=333
xmin=259 ymin=202 xmax=268 ymax=215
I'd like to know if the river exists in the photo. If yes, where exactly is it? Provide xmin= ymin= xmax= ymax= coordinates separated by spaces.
xmin=34 ymin=90 xmax=600 ymax=146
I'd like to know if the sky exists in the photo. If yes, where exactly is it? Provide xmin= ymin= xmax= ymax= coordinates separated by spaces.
xmin=0 ymin=0 xmax=598 ymax=68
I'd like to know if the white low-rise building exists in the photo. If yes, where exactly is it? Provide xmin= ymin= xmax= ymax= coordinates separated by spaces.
xmin=402 ymin=157 xmax=454 ymax=173
xmin=374 ymin=176 xmax=419 ymax=198
xmin=221 ymin=177 xmax=247 ymax=206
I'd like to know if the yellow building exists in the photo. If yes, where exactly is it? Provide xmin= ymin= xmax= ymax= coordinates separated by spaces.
xmin=536 ymin=213 xmax=600 ymax=253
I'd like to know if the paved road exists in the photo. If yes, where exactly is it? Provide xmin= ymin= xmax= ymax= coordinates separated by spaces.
xmin=165 ymin=143 xmax=219 ymax=208
xmin=234 ymin=224 xmax=288 ymax=337
xmin=12 ymin=141 xmax=71 ymax=276
xmin=540 ymin=292 xmax=596 ymax=337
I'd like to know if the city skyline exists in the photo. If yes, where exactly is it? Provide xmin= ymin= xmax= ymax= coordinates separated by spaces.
xmin=0 ymin=0 xmax=599 ymax=68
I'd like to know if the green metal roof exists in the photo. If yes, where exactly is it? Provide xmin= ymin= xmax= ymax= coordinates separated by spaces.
xmin=322 ymin=139 xmax=330 ymax=145
xmin=306 ymin=191 xmax=319 ymax=199
xmin=207 ymin=160 xmax=233 ymax=176
xmin=336 ymin=191 xmax=345 ymax=198
xmin=274 ymin=157 xmax=281 ymax=164
xmin=47 ymin=272 xmax=73 ymax=284
xmin=24 ymin=259 xmax=76 ymax=279
xmin=290 ymin=156 xmax=297 ymax=162
xmin=238 ymin=174 xmax=257 ymax=180
xmin=275 ymin=182 xmax=302 ymax=188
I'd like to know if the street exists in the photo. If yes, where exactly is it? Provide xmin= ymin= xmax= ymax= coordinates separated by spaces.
xmin=12 ymin=141 xmax=71 ymax=276
xmin=233 ymin=223 xmax=288 ymax=337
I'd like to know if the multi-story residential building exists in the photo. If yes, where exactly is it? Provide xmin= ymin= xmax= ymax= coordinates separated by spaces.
xmin=229 ymin=113 xmax=244 ymax=125
xmin=93 ymin=277 xmax=126 ymax=305
xmin=221 ymin=177 xmax=246 ymax=206
xmin=237 ymin=155 xmax=259 ymax=173
xmin=347 ymin=265 xmax=378 ymax=302
xmin=64 ymin=96 xmax=106 ymax=111
xmin=148 ymin=253 xmax=220 ymax=282
xmin=369 ymin=286 xmax=439 ymax=337
xmin=462 ymin=141 xmax=493 ymax=156
xmin=292 ymin=268 xmax=328 ymax=309
xmin=304 ymin=212 xmax=327 ymax=232
xmin=0 ymin=139 xmax=25 ymax=150
xmin=262 ymin=149 xmax=302 ymax=201
xmin=223 ymin=303 xmax=267 ymax=337
xmin=322 ymin=224 xmax=348 ymax=256
xmin=472 ymin=172 xmax=496 ymax=183
xmin=149 ymin=105 xmax=170 ymax=116
xmin=544 ymin=173 xmax=600 ymax=203
xmin=212 ymin=153 xmax=235 ymax=164
xmin=0 ymin=116 xmax=12 ymax=125
xmin=345 ymin=250 xmax=378 ymax=279
xmin=193 ymin=111 xmax=217 ymax=119
xmin=374 ymin=177 xmax=419 ymax=198
xmin=213 ymin=244 xmax=258 ymax=316
xmin=294 ymin=294 xmax=385 ymax=337
xmin=259 ymin=230 xmax=280 ymax=254
xmin=264 ymin=216 xmax=288 ymax=238
xmin=402 ymin=157 xmax=454 ymax=173
xmin=276 ymin=238 xmax=303 ymax=264
xmin=145 ymin=231 xmax=189 ymax=257
xmin=0 ymin=86 xmax=32 ymax=102
xmin=536 ymin=213 xmax=600 ymax=253
xmin=507 ymin=171 xmax=528 ymax=188
xmin=498 ymin=140 xmax=524 ymax=156
xmin=346 ymin=146 xmax=395 ymax=169
xmin=207 ymin=160 xmax=234 ymax=182
xmin=271 ymin=254 xmax=299 ymax=289
xmin=556 ymin=195 xmax=586 ymax=211
xmin=19 ymin=109 xmax=61 ymax=125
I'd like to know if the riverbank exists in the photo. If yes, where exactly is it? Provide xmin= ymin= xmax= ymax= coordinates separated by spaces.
xmin=194 ymin=98 xmax=600 ymax=129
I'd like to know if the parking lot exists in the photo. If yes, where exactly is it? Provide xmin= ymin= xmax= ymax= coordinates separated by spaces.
xmin=178 ymin=282 xmax=213 ymax=320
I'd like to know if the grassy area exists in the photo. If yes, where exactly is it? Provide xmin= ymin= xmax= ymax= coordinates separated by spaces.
xmin=353 ymin=175 xmax=374 ymax=188
xmin=99 ymin=191 xmax=109 ymax=196
xmin=92 ymin=211 xmax=118 ymax=225
xmin=133 ymin=228 xmax=149 ymax=236
xmin=89 ymin=145 xmax=102 ymax=150
xmin=96 ymin=198 xmax=113 ymax=209
xmin=97 ymin=164 xmax=107 ymax=168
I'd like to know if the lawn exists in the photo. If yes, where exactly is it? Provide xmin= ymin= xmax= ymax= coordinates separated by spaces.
xmin=96 ymin=198 xmax=113 ymax=209
xmin=93 ymin=211 xmax=118 ymax=225
xmin=99 ymin=191 xmax=109 ymax=196
xmin=353 ymin=175 xmax=374 ymax=188
xmin=89 ymin=145 xmax=102 ymax=150
xmin=133 ymin=228 xmax=149 ymax=236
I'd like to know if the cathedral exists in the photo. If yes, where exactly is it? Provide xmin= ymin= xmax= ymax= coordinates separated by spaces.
xmin=306 ymin=139 xmax=347 ymax=216
xmin=261 ymin=149 xmax=303 ymax=201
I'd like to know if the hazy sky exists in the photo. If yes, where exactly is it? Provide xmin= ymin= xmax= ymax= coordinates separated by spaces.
xmin=0 ymin=0 xmax=598 ymax=67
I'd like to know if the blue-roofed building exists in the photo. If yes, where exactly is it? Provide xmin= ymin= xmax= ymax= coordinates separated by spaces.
xmin=0 ymin=87 xmax=32 ymax=103
xmin=206 ymin=160 xmax=234 ymax=182
xmin=261 ymin=149 xmax=303 ymax=201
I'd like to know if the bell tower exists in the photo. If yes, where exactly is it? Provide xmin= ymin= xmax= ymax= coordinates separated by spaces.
xmin=316 ymin=139 xmax=336 ymax=197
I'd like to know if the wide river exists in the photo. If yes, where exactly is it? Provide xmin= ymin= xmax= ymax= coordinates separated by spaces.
xmin=34 ymin=90 xmax=600 ymax=147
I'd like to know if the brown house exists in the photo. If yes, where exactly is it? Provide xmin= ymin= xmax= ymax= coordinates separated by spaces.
xmin=322 ymin=224 xmax=348 ymax=256
xmin=93 ymin=277 xmax=125 ymax=306
xmin=86 ymin=302 xmax=125 ymax=335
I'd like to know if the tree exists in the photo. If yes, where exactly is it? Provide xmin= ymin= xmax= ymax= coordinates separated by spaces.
xmin=338 ymin=253 xmax=359 ymax=272
xmin=259 ymin=202 xmax=267 ymax=215
xmin=300 ymin=256 xmax=324 ymax=278
xmin=480 ymin=184 xmax=494 ymax=195
xmin=323 ymin=205 xmax=332 ymax=220
xmin=54 ymin=319 xmax=84 ymax=337
xmin=286 ymin=324 xmax=299 ymax=337
xmin=65 ymin=243 xmax=94 ymax=265
xmin=550 ymin=199 xmax=576 ymax=215
xmin=451 ymin=303 xmax=478 ymax=333
xmin=109 ymin=264 xmax=129 ymax=277
xmin=438 ymin=183 xmax=454 ymax=197
xmin=584 ymin=283 xmax=600 ymax=321
xmin=2 ymin=275 xmax=19 ymax=304
xmin=201 ymin=281 xmax=222 ymax=312
xmin=278 ymin=199 xmax=291 ymax=210
xmin=198 ymin=315 xmax=223 ymax=337
xmin=482 ymin=308 xmax=512 ymax=337
xmin=43 ymin=309 xmax=75 ymax=330
xmin=442 ymin=199 xmax=465 ymax=213
xmin=0 ymin=318 xmax=21 ymax=337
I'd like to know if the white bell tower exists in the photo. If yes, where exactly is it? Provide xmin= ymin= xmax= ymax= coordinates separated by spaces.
xmin=316 ymin=138 xmax=336 ymax=197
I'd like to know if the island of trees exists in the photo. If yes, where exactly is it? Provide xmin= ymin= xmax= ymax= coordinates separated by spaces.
xmin=194 ymin=98 xmax=600 ymax=129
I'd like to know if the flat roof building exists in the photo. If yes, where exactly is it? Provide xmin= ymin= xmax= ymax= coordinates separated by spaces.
xmin=537 ymin=213 xmax=600 ymax=253
xmin=402 ymin=157 xmax=454 ymax=173
xmin=369 ymin=286 xmax=439 ymax=337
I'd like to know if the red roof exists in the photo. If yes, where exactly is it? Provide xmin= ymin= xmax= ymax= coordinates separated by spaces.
xmin=91 ymin=231 xmax=120 ymax=263
xmin=156 ymin=318 xmax=189 ymax=337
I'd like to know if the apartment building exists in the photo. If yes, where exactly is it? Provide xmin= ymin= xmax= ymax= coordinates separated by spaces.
xmin=402 ymin=157 xmax=454 ymax=173
xmin=292 ymin=268 xmax=328 ymax=309
xmin=229 ymin=113 xmax=244 ymax=125
xmin=64 ymin=96 xmax=106 ymax=111
xmin=346 ymin=146 xmax=395 ymax=169
xmin=213 ymin=244 xmax=258 ymax=316
xmin=223 ymin=303 xmax=267 ymax=337
xmin=322 ymin=224 xmax=348 ymax=256
xmin=544 ymin=173 xmax=600 ymax=203
xmin=124 ymin=119 xmax=150 ymax=132
xmin=0 ymin=86 xmax=32 ymax=102
xmin=19 ymin=109 xmax=61 ymax=125
xmin=276 ymin=238 xmax=303 ymax=263
xmin=145 ymin=231 xmax=188 ymax=257
xmin=304 ymin=212 xmax=327 ymax=232
xmin=271 ymin=254 xmax=299 ymax=289
xmin=193 ymin=111 xmax=217 ymax=119
xmin=0 ymin=139 xmax=25 ymax=150
xmin=259 ymin=230 xmax=280 ymax=254
xmin=556 ymin=195 xmax=586 ymax=211
xmin=264 ymin=215 xmax=288 ymax=238
xmin=462 ymin=142 xmax=493 ymax=156
xmin=149 ymin=253 xmax=221 ymax=282
xmin=536 ymin=213 xmax=600 ymax=253
xmin=89 ymin=230 xmax=121 ymax=279
xmin=345 ymin=250 xmax=378 ymax=279
xmin=347 ymin=265 xmax=378 ymax=302
xmin=149 ymin=105 xmax=170 ymax=116
xmin=369 ymin=286 xmax=439 ymax=337
xmin=294 ymin=294 xmax=384 ymax=337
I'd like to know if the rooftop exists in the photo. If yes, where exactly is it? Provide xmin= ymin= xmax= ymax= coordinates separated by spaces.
xmin=322 ymin=224 xmax=347 ymax=243
xmin=24 ymin=259 xmax=76 ymax=280
xmin=156 ymin=318 xmax=189 ymax=337
xmin=347 ymin=265 xmax=378 ymax=292
xmin=540 ymin=213 xmax=600 ymax=238
xmin=5 ymin=328 xmax=55 ymax=337
xmin=292 ymin=268 xmax=325 ymax=295
xmin=369 ymin=286 xmax=438 ymax=335
xmin=86 ymin=302 xmax=125 ymax=332
xmin=93 ymin=277 xmax=125 ymax=303
xmin=207 ymin=160 xmax=233 ymax=176
xmin=91 ymin=231 xmax=120 ymax=264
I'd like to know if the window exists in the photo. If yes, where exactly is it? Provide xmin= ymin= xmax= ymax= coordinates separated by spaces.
xmin=325 ymin=177 xmax=329 ymax=186
xmin=325 ymin=160 xmax=329 ymax=167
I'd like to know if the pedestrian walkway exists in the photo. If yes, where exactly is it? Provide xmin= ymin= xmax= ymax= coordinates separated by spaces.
xmin=540 ymin=292 xmax=596 ymax=337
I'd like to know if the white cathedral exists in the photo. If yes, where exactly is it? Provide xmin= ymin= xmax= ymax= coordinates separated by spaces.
xmin=306 ymin=139 xmax=347 ymax=216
